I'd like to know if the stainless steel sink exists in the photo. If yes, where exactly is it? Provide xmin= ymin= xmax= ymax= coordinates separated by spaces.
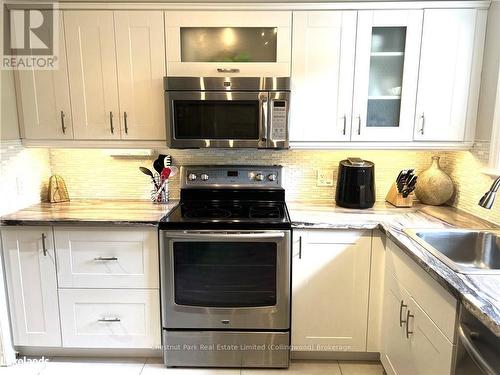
xmin=404 ymin=229 xmax=500 ymax=274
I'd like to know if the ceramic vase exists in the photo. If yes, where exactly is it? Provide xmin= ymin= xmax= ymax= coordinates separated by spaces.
xmin=415 ymin=156 xmax=454 ymax=206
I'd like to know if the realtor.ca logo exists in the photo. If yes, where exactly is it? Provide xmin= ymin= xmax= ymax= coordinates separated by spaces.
xmin=2 ymin=4 xmax=59 ymax=69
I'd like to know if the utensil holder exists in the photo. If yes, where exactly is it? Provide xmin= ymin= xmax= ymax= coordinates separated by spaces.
xmin=386 ymin=182 xmax=414 ymax=208
xmin=151 ymin=175 xmax=169 ymax=204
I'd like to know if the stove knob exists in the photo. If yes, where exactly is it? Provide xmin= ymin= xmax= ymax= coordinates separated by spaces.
xmin=268 ymin=173 xmax=277 ymax=182
xmin=200 ymin=173 xmax=209 ymax=181
xmin=188 ymin=173 xmax=197 ymax=181
xmin=255 ymin=173 xmax=265 ymax=182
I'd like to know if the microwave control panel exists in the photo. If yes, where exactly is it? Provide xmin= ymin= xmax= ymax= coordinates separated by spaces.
xmin=270 ymin=100 xmax=288 ymax=141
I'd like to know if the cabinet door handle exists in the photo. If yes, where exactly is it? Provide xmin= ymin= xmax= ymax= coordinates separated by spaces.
xmin=94 ymin=256 xmax=118 ymax=261
xmin=124 ymin=111 xmax=128 ymax=134
xmin=60 ymin=110 xmax=66 ymax=134
xmin=357 ymin=115 xmax=361 ymax=135
xmin=217 ymin=68 xmax=240 ymax=73
xmin=97 ymin=317 xmax=121 ymax=323
xmin=298 ymin=236 xmax=302 ymax=259
xmin=41 ymin=233 xmax=48 ymax=256
xmin=342 ymin=114 xmax=347 ymax=136
xmin=418 ymin=113 xmax=425 ymax=135
xmin=399 ymin=300 xmax=407 ymax=327
xmin=405 ymin=310 xmax=414 ymax=338
xmin=109 ymin=111 xmax=114 ymax=134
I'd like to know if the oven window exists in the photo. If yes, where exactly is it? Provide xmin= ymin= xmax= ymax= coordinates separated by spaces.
xmin=173 ymin=241 xmax=277 ymax=307
xmin=173 ymin=100 xmax=260 ymax=139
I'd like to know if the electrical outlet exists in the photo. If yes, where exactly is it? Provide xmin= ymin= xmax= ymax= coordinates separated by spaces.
xmin=317 ymin=169 xmax=333 ymax=186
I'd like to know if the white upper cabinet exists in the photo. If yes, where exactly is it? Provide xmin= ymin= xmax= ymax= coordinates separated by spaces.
xmin=64 ymin=10 xmax=166 ymax=141
xmin=1 ymin=227 xmax=61 ymax=347
xmin=165 ymin=11 xmax=291 ymax=77
xmin=414 ymin=9 xmax=487 ymax=142
xmin=15 ymin=12 xmax=73 ymax=140
xmin=290 ymin=11 xmax=356 ymax=142
xmin=352 ymin=10 xmax=423 ymax=142
xmin=65 ymin=11 xmax=121 ymax=140
xmin=114 ymin=11 xmax=166 ymax=140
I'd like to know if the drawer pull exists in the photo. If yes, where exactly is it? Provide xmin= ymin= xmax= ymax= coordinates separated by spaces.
xmin=98 ymin=317 xmax=121 ymax=323
xmin=94 ymin=256 xmax=118 ymax=261
xmin=399 ymin=300 xmax=407 ymax=327
xmin=405 ymin=310 xmax=414 ymax=338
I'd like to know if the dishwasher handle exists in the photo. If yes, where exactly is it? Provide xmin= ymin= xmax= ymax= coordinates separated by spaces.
xmin=459 ymin=323 xmax=500 ymax=375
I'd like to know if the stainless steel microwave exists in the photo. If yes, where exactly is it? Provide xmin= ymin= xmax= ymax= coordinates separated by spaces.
xmin=164 ymin=77 xmax=290 ymax=149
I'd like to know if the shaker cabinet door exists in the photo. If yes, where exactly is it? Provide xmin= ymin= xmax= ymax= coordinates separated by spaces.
xmin=290 ymin=11 xmax=356 ymax=142
xmin=64 ymin=11 xmax=121 ymax=140
xmin=1 ymin=227 xmax=61 ymax=347
xmin=114 ymin=11 xmax=166 ymax=140
xmin=15 ymin=13 xmax=73 ymax=140
xmin=291 ymin=230 xmax=371 ymax=352
xmin=414 ymin=9 xmax=486 ymax=142
xmin=352 ymin=10 xmax=422 ymax=142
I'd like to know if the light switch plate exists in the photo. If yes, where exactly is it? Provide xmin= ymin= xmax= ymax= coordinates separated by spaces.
xmin=317 ymin=169 xmax=333 ymax=186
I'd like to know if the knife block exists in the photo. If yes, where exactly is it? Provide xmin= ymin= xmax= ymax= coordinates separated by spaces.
xmin=385 ymin=182 xmax=414 ymax=208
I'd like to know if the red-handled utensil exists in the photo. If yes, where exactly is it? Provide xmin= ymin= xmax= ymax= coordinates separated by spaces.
xmin=161 ymin=167 xmax=171 ymax=182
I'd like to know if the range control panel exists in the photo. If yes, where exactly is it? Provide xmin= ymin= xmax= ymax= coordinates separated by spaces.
xmin=181 ymin=166 xmax=283 ymax=189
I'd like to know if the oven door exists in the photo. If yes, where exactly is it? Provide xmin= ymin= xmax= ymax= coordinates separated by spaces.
xmin=166 ymin=91 xmax=269 ymax=148
xmin=160 ymin=230 xmax=290 ymax=330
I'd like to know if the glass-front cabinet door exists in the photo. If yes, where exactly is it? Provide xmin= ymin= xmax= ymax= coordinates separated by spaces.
xmin=165 ymin=11 xmax=292 ymax=77
xmin=351 ymin=10 xmax=423 ymax=142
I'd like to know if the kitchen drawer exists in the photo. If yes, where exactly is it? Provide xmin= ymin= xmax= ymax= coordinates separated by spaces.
xmin=55 ymin=227 xmax=159 ymax=288
xmin=59 ymin=288 xmax=160 ymax=348
xmin=386 ymin=239 xmax=457 ymax=342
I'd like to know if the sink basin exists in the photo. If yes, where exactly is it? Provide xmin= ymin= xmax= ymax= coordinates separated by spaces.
xmin=404 ymin=229 xmax=500 ymax=274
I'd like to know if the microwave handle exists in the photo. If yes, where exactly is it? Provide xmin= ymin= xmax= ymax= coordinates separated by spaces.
xmin=261 ymin=97 xmax=269 ymax=142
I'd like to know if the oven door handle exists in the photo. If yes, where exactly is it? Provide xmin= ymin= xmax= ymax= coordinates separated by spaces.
xmin=458 ymin=323 xmax=499 ymax=375
xmin=165 ymin=232 xmax=286 ymax=240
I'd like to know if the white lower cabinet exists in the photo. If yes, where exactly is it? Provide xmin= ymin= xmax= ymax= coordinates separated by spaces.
xmin=1 ymin=226 xmax=160 ymax=350
xmin=58 ymin=289 xmax=160 ymax=349
xmin=1 ymin=227 xmax=61 ymax=347
xmin=381 ymin=240 xmax=456 ymax=375
xmin=291 ymin=229 xmax=372 ymax=352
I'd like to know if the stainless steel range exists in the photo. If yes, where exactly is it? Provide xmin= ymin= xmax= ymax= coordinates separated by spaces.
xmin=159 ymin=166 xmax=291 ymax=368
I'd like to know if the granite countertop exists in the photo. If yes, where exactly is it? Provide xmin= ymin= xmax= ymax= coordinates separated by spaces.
xmin=0 ymin=199 xmax=179 ymax=226
xmin=288 ymin=201 xmax=500 ymax=336
xmin=1 ymin=199 xmax=499 ymax=336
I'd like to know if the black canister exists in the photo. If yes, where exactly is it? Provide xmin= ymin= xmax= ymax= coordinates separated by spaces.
xmin=335 ymin=157 xmax=375 ymax=209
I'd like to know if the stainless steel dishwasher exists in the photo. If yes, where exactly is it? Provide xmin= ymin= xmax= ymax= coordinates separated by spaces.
xmin=454 ymin=305 xmax=500 ymax=375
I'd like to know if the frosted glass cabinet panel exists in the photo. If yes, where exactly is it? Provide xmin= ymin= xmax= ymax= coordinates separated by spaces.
xmin=367 ymin=27 xmax=406 ymax=128
xmin=352 ymin=10 xmax=422 ymax=141
xmin=180 ymin=27 xmax=277 ymax=63
xmin=166 ymin=11 xmax=291 ymax=77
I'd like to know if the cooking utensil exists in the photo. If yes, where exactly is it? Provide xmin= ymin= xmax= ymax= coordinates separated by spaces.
xmin=140 ymin=167 xmax=159 ymax=188
xmin=167 ymin=166 xmax=179 ymax=177
xmin=161 ymin=167 xmax=171 ymax=182
xmin=164 ymin=155 xmax=172 ymax=167
xmin=153 ymin=154 xmax=168 ymax=174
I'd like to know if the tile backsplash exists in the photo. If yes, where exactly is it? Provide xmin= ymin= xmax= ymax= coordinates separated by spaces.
xmin=0 ymin=143 xmax=497 ymax=226
xmin=440 ymin=142 xmax=500 ymax=225
xmin=49 ymin=148 xmax=440 ymax=202
xmin=0 ymin=140 xmax=51 ymax=216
